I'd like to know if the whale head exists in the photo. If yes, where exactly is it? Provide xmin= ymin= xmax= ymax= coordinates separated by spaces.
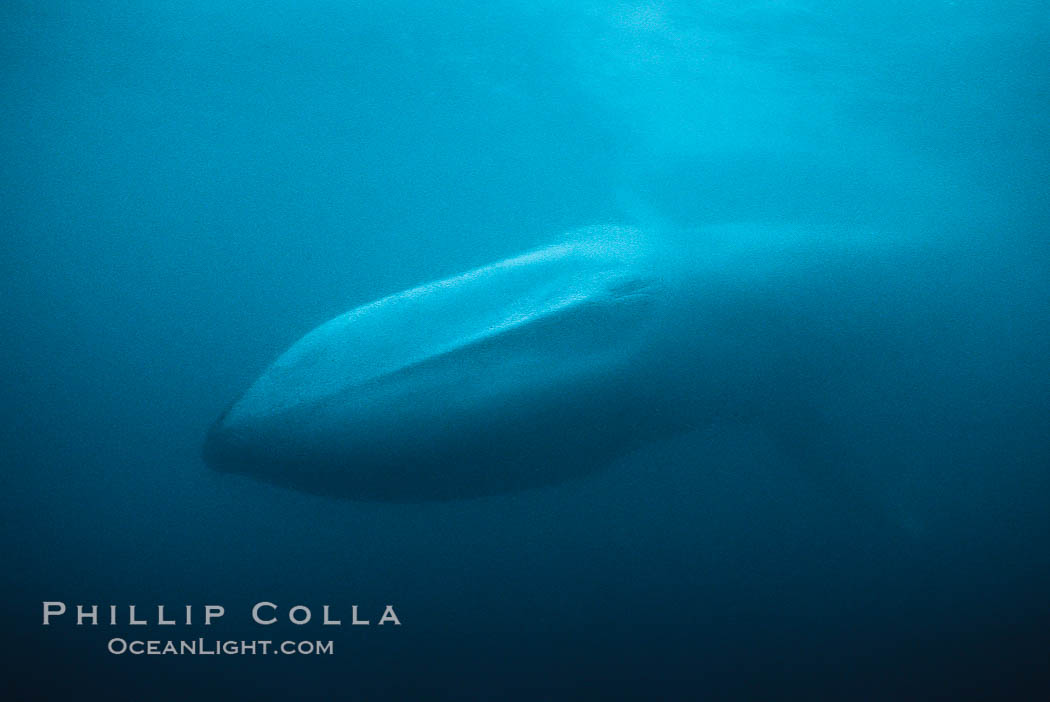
xmin=203 ymin=226 xmax=686 ymax=500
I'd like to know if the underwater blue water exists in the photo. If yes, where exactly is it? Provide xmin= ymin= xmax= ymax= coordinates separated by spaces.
xmin=2 ymin=1 xmax=1048 ymax=699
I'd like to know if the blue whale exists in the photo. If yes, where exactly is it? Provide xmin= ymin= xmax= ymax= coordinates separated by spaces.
xmin=204 ymin=223 xmax=1048 ymax=504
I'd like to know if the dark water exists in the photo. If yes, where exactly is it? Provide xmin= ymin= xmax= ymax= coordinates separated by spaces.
xmin=2 ymin=1 xmax=1048 ymax=699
